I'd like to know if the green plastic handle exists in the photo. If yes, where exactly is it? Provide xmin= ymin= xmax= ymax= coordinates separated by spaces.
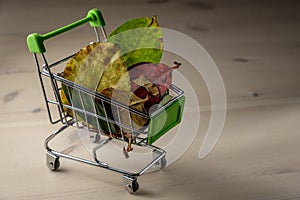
xmin=27 ymin=8 xmax=105 ymax=53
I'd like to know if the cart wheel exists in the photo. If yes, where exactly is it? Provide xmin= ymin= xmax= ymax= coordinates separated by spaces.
xmin=154 ymin=156 xmax=167 ymax=169
xmin=90 ymin=132 xmax=101 ymax=143
xmin=158 ymin=156 xmax=167 ymax=169
xmin=46 ymin=152 xmax=60 ymax=171
xmin=123 ymin=176 xmax=139 ymax=194
xmin=153 ymin=149 xmax=167 ymax=169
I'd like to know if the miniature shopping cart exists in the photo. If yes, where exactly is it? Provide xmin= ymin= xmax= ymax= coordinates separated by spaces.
xmin=26 ymin=8 xmax=185 ymax=193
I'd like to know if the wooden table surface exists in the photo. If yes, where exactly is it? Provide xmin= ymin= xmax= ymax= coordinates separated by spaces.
xmin=1 ymin=0 xmax=300 ymax=199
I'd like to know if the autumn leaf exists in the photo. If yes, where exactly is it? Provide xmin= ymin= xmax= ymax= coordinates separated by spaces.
xmin=61 ymin=42 xmax=131 ymax=133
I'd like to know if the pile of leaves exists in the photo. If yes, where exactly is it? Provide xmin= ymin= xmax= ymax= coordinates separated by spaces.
xmin=60 ymin=16 xmax=180 ymax=152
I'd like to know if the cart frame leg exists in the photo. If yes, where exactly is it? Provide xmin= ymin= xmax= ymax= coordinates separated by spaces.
xmin=44 ymin=125 xmax=167 ymax=193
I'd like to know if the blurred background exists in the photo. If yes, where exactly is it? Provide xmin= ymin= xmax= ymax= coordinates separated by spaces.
xmin=1 ymin=0 xmax=300 ymax=104
xmin=1 ymin=0 xmax=300 ymax=199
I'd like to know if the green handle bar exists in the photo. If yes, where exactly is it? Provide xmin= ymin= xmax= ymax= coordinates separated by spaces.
xmin=27 ymin=8 xmax=105 ymax=53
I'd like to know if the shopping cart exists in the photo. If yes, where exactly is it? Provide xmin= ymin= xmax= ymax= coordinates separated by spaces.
xmin=26 ymin=8 xmax=185 ymax=193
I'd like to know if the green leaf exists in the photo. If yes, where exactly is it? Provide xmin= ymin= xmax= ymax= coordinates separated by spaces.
xmin=107 ymin=16 xmax=163 ymax=68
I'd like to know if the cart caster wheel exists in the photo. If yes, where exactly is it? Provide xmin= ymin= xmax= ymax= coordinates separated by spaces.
xmin=90 ymin=132 xmax=101 ymax=143
xmin=153 ymin=149 xmax=167 ymax=169
xmin=46 ymin=152 xmax=60 ymax=171
xmin=157 ymin=156 xmax=167 ymax=169
xmin=123 ymin=176 xmax=139 ymax=194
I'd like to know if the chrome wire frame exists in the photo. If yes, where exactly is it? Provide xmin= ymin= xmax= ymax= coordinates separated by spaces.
xmin=44 ymin=124 xmax=166 ymax=177
xmin=33 ymin=25 xmax=182 ymax=179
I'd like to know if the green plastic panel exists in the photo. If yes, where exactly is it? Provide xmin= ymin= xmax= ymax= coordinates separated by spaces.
xmin=147 ymin=95 xmax=185 ymax=144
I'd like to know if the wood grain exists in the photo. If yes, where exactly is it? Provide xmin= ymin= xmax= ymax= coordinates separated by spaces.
xmin=0 ymin=0 xmax=299 ymax=199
